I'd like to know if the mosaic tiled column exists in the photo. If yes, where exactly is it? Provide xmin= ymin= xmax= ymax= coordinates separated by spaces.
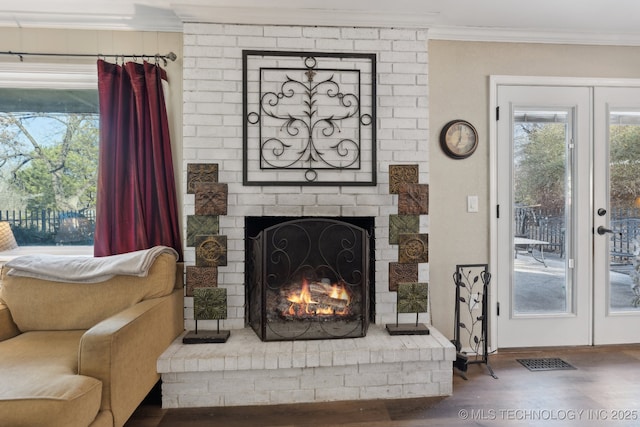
xmin=387 ymin=164 xmax=429 ymax=335
xmin=183 ymin=163 xmax=230 ymax=343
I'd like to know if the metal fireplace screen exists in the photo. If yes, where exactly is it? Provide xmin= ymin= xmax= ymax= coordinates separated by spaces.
xmin=249 ymin=218 xmax=370 ymax=341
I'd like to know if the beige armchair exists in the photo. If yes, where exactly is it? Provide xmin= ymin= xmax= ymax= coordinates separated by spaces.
xmin=0 ymin=251 xmax=184 ymax=427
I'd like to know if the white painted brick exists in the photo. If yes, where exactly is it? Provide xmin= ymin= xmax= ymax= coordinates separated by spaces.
xmin=302 ymin=205 xmax=341 ymax=217
xmin=300 ymin=373 xmax=344 ymax=390
xmin=360 ymin=385 xmax=403 ymax=399
xmin=354 ymin=40 xmax=392 ymax=51
xmin=265 ymin=26 xmax=303 ymax=37
xmin=341 ymin=27 xmax=379 ymax=39
xmin=403 ymin=382 xmax=439 ymax=397
xmin=160 ymin=327 xmax=453 ymax=407
xmin=184 ymin=45 xmax=225 ymax=59
xmin=432 ymin=368 xmax=453 ymax=383
xmin=358 ymin=362 xmax=401 ymax=374
xmin=393 ymin=40 xmax=427 ymax=52
xmin=255 ymin=376 xmax=300 ymax=392
xmin=377 ymin=84 xmax=392 ymax=96
xmin=269 ymin=389 xmax=315 ymax=404
xmin=380 ymin=29 xmax=418 ymax=40
xmin=197 ymin=35 xmax=237 ymax=47
xmin=377 ymin=106 xmax=394 ymax=118
xmin=276 ymin=37 xmax=316 ymax=49
xmin=212 ymin=377 xmax=256 ymax=394
xmin=341 ymin=206 xmax=379 ymax=217
xmin=315 ymin=39 xmax=355 ymax=51
xmin=277 ymin=194 xmax=317 ymax=205
xmin=315 ymin=386 xmax=360 ymax=401
xmin=379 ymin=73 xmax=416 ymax=85
xmin=394 ymin=107 xmax=428 ymax=119
xmin=278 ymin=352 xmax=293 ymax=369
xmin=265 ymin=205 xmax=303 ymax=216
xmin=181 ymin=393 xmax=225 ymax=407
xmin=224 ymin=391 xmax=270 ymax=406
xmin=344 ymin=372 xmax=388 ymax=387
xmin=302 ymin=26 xmax=341 ymax=38
xmin=388 ymin=369 xmax=431 ymax=386
xmin=439 ymin=380 xmax=453 ymax=396
xmin=379 ymin=118 xmax=417 ymax=129
xmin=392 ymin=62 xmax=427 ymax=75
xmin=319 ymin=351 xmax=334 ymax=367
xmin=195 ymin=56 xmax=226 ymax=69
xmin=393 ymin=129 xmax=427 ymax=140
xmin=163 ymin=378 xmax=208 ymax=396
xmin=238 ymin=37 xmax=278 ymax=48
xmin=224 ymin=25 xmax=263 ymax=36
xmin=188 ymin=23 xmax=223 ymax=35
xmin=379 ymin=51 xmax=417 ymax=64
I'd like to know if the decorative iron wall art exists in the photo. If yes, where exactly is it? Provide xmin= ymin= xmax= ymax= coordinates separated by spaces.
xmin=243 ymin=50 xmax=376 ymax=186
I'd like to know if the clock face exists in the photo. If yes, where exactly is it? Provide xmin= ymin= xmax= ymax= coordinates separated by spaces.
xmin=440 ymin=120 xmax=478 ymax=159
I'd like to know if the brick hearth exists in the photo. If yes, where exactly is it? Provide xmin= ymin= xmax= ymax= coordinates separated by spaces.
xmin=158 ymin=326 xmax=455 ymax=408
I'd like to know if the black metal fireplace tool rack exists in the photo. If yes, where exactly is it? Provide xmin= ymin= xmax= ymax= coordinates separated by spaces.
xmin=452 ymin=263 xmax=497 ymax=379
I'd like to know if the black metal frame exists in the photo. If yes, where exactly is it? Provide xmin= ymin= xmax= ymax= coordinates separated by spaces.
xmin=452 ymin=263 xmax=497 ymax=379
xmin=242 ymin=50 xmax=376 ymax=186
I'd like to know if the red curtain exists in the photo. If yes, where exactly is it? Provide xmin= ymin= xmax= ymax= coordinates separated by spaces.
xmin=94 ymin=60 xmax=182 ymax=260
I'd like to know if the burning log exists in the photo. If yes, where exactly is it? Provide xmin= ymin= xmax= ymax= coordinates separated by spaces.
xmin=313 ymin=293 xmax=348 ymax=310
xmin=278 ymin=279 xmax=352 ymax=317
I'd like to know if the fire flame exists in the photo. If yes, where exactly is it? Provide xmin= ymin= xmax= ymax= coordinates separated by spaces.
xmin=285 ymin=278 xmax=351 ymax=317
xmin=286 ymin=279 xmax=317 ymax=315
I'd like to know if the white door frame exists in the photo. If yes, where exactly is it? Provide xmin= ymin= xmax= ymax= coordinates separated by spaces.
xmin=489 ymin=75 xmax=640 ymax=350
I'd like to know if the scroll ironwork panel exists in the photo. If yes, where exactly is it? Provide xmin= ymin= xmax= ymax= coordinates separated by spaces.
xmin=243 ymin=50 xmax=376 ymax=186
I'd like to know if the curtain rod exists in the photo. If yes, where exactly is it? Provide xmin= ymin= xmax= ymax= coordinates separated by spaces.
xmin=0 ymin=51 xmax=178 ymax=66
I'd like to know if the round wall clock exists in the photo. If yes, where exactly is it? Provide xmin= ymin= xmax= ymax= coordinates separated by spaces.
xmin=440 ymin=120 xmax=478 ymax=159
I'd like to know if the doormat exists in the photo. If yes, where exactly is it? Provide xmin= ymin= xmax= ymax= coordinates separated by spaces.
xmin=517 ymin=358 xmax=576 ymax=371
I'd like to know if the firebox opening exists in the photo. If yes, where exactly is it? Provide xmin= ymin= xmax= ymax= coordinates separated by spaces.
xmin=244 ymin=216 xmax=375 ymax=341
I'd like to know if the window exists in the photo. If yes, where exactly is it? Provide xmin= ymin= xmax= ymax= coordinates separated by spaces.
xmin=0 ymin=64 xmax=98 ymax=247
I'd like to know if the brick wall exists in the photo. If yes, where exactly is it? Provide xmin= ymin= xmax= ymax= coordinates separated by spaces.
xmin=182 ymin=23 xmax=429 ymax=330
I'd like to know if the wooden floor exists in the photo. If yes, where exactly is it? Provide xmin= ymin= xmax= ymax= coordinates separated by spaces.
xmin=125 ymin=345 xmax=640 ymax=427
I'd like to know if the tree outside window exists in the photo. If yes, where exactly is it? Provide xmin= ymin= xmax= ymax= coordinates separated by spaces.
xmin=0 ymin=87 xmax=98 ymax=246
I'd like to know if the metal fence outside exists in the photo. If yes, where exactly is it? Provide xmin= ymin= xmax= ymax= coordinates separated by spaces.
xmin=1 ymin=209 xmax=95 ymax=245
xmin=515 ymin=205 xmax=640 ymax=264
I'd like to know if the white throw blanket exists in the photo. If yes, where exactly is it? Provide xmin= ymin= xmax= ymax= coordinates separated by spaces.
xmin=5 ymin=246 xmax=178 ymax=283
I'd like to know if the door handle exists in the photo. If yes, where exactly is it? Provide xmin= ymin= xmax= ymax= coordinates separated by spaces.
xmin=597 ymin=226 xmax=614 ymax=235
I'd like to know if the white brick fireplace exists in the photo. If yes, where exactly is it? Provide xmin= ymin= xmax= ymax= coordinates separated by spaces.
xmin=159 ymin=22 xmax=454 ymax=408
xmin=181 ymin=22 xmax=430 ymax=330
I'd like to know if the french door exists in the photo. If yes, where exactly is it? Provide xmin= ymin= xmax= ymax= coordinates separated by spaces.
xmin=495 ymin=81 xmax=640 ymax=348
xmin=593 ymin=87 xmax=640 ymax=344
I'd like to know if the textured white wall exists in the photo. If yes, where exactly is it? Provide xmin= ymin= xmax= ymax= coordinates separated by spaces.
xmin=182 ymin=23 xmax=429 ymax=331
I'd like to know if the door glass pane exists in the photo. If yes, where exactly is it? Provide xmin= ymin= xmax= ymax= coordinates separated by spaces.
xmin=512 ymin=109 xmax=570 ymax=314
xmin=608 ymin=110 xmax=640 ymax=312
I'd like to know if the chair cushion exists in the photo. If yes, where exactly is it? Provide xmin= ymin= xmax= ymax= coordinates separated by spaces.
xmin=0 ymin=253 xmax=176 ymax=331
xmin=0 ymin=330 xmax=102 ymax=427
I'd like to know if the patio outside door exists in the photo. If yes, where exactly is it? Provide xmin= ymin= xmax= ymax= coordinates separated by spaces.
xmin=496 ymin=82 xmax=640 ymax=348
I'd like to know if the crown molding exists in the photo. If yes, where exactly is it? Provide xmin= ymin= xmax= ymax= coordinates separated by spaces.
xmin=428 ymin=26 xmax=640 ymax=47
xmin=0 ymin=11 xmax=183 ymax=32
xmin=172 ymin=5 xmax=437 ymax=29
xmin=3 ymin=4 xmax=640 ymax=47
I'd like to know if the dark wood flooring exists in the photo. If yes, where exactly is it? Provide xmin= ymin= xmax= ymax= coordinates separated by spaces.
xmin=125 ymin=345 xmax=640 ymax=426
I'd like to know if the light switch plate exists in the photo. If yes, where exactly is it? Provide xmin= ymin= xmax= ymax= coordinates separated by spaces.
xmin=467 ymin=195 xmax=478 ymax=213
